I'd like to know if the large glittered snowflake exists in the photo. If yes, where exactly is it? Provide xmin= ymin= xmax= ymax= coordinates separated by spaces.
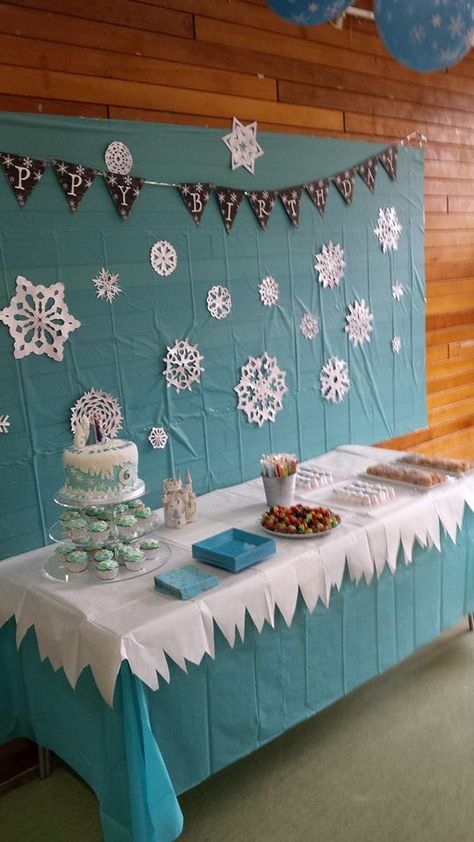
xmin=163 ymin=338 xmax=204 ymax=393
xmin=149 ymin=426 xmax=168 ymax=449
xmin=92 ymin=267 xmax=122 ymax=303
xmin=320 ymin=356 xmax=351 ymax=404
xmin=0 ymin=414 xmax=10 ymax=433
xmin=314 ymin=242 xmax=345 ymax=289
xmin=71 ymin=389 xmax=123 ymax=439
xmin=392 ymin=336 xmax=402 ymax=354
xmin=392 ymin=281 xmax=404 ymax=301
xmin=345 ymin=299 xmax=374 ymax=348
xmin=105 ymin=141 xmax=133 ymax=175
xmin=0 ymin=275 xmax=81 ymax=361
xmin=222 ymin=117 xmax=264 ymax=175
xmin=234 ymin=352 xmax=287 ymax=427
xmin=207 ymin=285 xmax=232 ymax=319
xmin=300 ymin=312 xmax=320 ymax=340
xmin=259 ymin=275 xmax=279 ymax=307
xmin=150 ymin=240 xmax=177 ymax=276
xmin=374 ymin=207 xmax=402 ymax=253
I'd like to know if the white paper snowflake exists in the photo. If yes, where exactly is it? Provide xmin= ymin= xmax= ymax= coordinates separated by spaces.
xmin=259 ymin=275 xmax=279 ymax=307
xmin=92 ymin=268 xmax=122 ymax=303
xmin=374 ymin=207 xmax=402 ymax=253
xmin=149 ymin=426 xmax=168 ymax=449
xmin=392 ymin=281 xmax=404 ymax=301
xmin=300 ymin=312 xmax=320 ymax=340
xmin=105 ymin=141 xmax=133 ymax=175
xmin=320 ymin=356 xmax=351 ymax=404
xmin=0 ymin=414 xmax=10 ymax=433
xmin=71 ymin=389 xmax=123 ymax=439
xmin=0 ymin=275 xmax=81 ymax=362
xmin=222 ymin=117 xmax=264 ymax=175
xmin=164 ymin=338 xmax=204 ymax=393
xmin=345 ymin=299 xmax=374 ymax=348
xmin=234 ymin=352 xmax=287 ymax=427
xmin=207 ymin=285 xmax=232 ymax=319
xmin=314 ymin=242 xmax=345 ymax=289
xmin=392 ymin=336 xmax=402 ymax=354
xmin=150 ymin=241 xmax=177 ymax=277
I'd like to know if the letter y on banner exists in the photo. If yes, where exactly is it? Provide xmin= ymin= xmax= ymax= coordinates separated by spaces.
xmin=105 ymin=173 xmax=145 ymax=219
xmin=0 ymin=152 xmax=48 ymax=207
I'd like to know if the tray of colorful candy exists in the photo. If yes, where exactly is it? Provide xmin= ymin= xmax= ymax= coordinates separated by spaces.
xmin=260 ymin=504 xmax=341 ymax=538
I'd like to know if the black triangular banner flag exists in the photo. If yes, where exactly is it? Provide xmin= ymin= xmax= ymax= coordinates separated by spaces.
xmin=0 ymin=151 xmax=48 ymax=207
xmin=379 ymin=145 xmax=398 ymax=180
xmin=105 ymin=173 xmax=144 ymax=220
xmin=215 ymin=186 xmax=245 ymax=233
xmin=178 ymin=182 xmax=211 ymax=226
xmin=305 ymin=178 xmax=329 ymax=216
xmin=52 ymin=159 xmax=98 ymax=213
xmin=332 ymin=168 xmax=356 ymax=205
xmin=247 ymin=189 xmax=277 ymax=230
xmin=357 ymin=157 xmax=378 ymax=193
xmin=279 ymin=185 xmax=303 ymax=227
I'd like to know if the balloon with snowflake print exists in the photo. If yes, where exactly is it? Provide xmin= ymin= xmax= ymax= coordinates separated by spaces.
xmin=266 ymin=0 xmax=353 ymax=26
xmin=374 ymin=0 xmax=473 ymax=72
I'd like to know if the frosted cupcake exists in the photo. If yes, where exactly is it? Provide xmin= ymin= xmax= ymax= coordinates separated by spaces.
xmin=113 ymin=504 xmax=129 ymax=516
xmin=139 ymin=539 xmax=160 ymax=561
xmin=111 ymin=542 xmax=127 ymax=566
xmin=116 ymin=514 xmax=138 ymax=538
xmin=94 ymin=548 xmax=114 ymax=565
xmin=54 ymin=543 xmax=77 ymax=560
xmin=127 ymin=500 xmax=145 ymax=511
xmin=65 ymin=550 xmax=88 ymax=573
xmin=96 ymin=559 xmax=119 ymax=581
xmin=65 ymin=517 xmax=89 ymax=542
xmin=134 ymin=507 xmax=154 ymax=531
xmin=87 ymin=520 xmax=110 ymax=546
xmin=122 ymin=548 xmax=145 ymax=572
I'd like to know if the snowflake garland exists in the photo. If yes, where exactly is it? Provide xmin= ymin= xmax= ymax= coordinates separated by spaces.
xmin=150 ymin=241 xmax=177 ymax=277
xmin=234 ymin=352 xmax=287 ymax=428
xmin=0 ymin=414 xmax=10 ymax=433
xmin=314 ymin=242 xmax=345 ymax=289
xmin=259 ymin=275 xmax=279 ymax=307
xmin=320 ymin=356 xmax=351 ymax=404
xmin=163 ymin=338 xmax=204 ymax=393
xmin=392 ymin=281 xmax=404 ymax=301
xmin=374 ymin=207 xmax=402 ymax=253
xmin=149 ymin=427 xmax=168 ymax=449
xmin=92 ymin=268 xmax=122 ymax=303
xmin=392 ymin=336 xmax=402 ymax=354
xmin=207 ymin=285 xmax=232 ymax=319
xmin=104 ymin=141 xmax=133 ymax=176
xmin=345 ymin=299 xmax=374 ymax=348
xmin=71 ymin=389 xmax=123 ymax=439
xmin=0 ymin=275 xmax=81 ymax=361
xmin=300 ymin=312 xmax=320 ymax=340
xmin=222 ymin=117 xmax=264 ymax=175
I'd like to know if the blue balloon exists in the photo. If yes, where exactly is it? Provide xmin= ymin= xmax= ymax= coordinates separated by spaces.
xmin=374 ymin=0 xmax=473 ymax=72
xmin=266 ymin=0 xmax=353 ymax=26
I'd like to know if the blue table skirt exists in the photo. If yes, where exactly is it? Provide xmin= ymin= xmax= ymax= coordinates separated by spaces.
xmin=2 ymin=511 xmax=474 ymax=841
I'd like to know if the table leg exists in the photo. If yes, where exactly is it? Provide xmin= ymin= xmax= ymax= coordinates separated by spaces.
xmin=468 ymin=613 xmax=474 ymax=632
xmin=38 ymin=746 xmax=51 ymax=780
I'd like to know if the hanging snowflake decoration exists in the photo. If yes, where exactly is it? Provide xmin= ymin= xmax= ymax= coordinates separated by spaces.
xmin=320 ymin=356 xmax=351 ymax=404
xmin=300 ymin=312 xmax=320 ymax=340
xmin=150 ymin=241 xmax=177 ymax=277
xmin=392 ymin=336 xmax=402 ymax=354
xmin=92 ymin=268 xmax=122 ymax=303
xmin=222 ymin=117 xmax=264 ymax=175
xmin=0 ymin=275 xmax=81 ymax=362
xmin=207 ymin=285 xmax=232 ymax=319
xmin=149 ymin=426 xmax=168 ymax=449
xmin=71 ymin=389 xmax=123 ymax=439
xmin=0 ymin=414 xmax=10 ymax=433
xmin=392 ymin=281 xmax=404 ymax=301
xmin=374 ymin=207 xmax=402 ymax=253
xmin=104 ymin=141 xmax=133 ymax=175
xmin=163 ymin=338 xmax=204 ymax=393
xmin=234 ymin=352 xmax=287 ymax=428
xmin=345 ymin=299 xmax=374 ymax=348
xmin=314 ymin=242 xmax=345 ymax=289
xmin=259 ymin=275 xmax=279 ymax=307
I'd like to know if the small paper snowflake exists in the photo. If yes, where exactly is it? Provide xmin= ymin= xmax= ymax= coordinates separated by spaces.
xmin=259 ymin=275 xmax=279 ymax=307
xmin=345 ymin=299 xmax=374 ymax=348
xmin=234 ymin=352 xmax=287 ymax=427
xmin=222 ymin=117 xmax=264 ymax=175
xmin=207 ymin=285 xmax=232 ymax=319
xmin=150 ymin=241 xmax=177 ymax=276
xmin=314 ymin=242 xmax=345 ymax=289
xmin=0 ymin=414 xmax=10 ymax=433
xmin=164 ymin=338 xmax=204 ymax=393
xmin=374 ymin=207 xmax=402 ymax=253
xmin=392 ymin=336 xmax=402 ymax=354
xmin=105 ymin=141 xmax=133 ymax=175
xmin=392 ymin=281 xmax=404 ymax=301
xmin=149 ymin=426 xmax=168 ymax=449
xmin=71 ymin=389 xmax=123 ymax=439
xmin=92 ymin=268 xmax=122 ymax=303
xmin=300 ymin=312 xmax=320 ymax=340
xmin=320 ymin=356 xmax=351 ymax=404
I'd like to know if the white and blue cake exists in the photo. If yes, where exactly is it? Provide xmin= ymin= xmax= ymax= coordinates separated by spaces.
xmin=61 ymin=438 xmax=141 ymax=502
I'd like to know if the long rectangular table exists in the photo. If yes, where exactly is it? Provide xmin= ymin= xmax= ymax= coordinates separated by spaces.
xmin=2 ymin=445 xmax=474 ymax=841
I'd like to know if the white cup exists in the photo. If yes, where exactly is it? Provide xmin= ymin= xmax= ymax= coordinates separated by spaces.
xmin=262 ymin=474 xmax=296 ymax=507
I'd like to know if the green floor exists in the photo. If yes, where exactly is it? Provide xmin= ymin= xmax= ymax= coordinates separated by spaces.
xmin=2 ymin=620 xmax=474 ymax=842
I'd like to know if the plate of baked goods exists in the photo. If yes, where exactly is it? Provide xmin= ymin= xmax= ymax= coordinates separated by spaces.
xmin=394 ymin=453 xmax=474 ymax=477
xmin=362 ymin=463 xmax=448 ymax=491
xmin=260 ymin=504 xmax=341 ymax=538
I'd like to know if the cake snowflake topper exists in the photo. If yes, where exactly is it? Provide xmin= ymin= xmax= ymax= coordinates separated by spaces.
xmin=0 ymin=275 xmax=81 ymax=361
xmin=314 ymin=242 xmax=345 ymax=289
xmin=234 ymin=352 xmax=287 ymax=427
xmin=345 ymin=299 xmax=374 ymax=347
xmin=104 ymin=141 xmax=133 ymax=176
xmin=149 ymin=426 xmax=168 ymax=449
xmin=150 ymin=240 xmax=177 ymax=277
xmin=392 ymin=281 xmax=404 ymax=301
xmin=259 ymin=275 xmax=279 ymax=307
xmin=222 ymin=117 xmax=264 ymax=175
xmin=163 ymin=338 xmax=204 ymax=393
xmin=207 ymin=285 xmax=232 ymax=319
xmin=320 ymin=356 xmax=351 ymax=403
xmin=300 ymin=312 xmax=320 ymax=340
xmin=392 ymin=336 xmax=402 ymax=354
xmin=71 ymin=389 xmax=123 ymax=439
xmin=92 ymin=268 xmax=122 ymax=303
xmin=0 ymin=414 xmax=10 ymax=433
xmin=374 ymin=207 xmax=402 ymax=253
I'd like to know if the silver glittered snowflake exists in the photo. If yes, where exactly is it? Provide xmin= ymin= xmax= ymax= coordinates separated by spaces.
xmin=92 ymin=268 xmax=122 ymax=303
xmin=105 ymin=141 xmax=133 ymax=175
xmin=392 ymin=336 xmax=402 ymax=354
xmin=222 ymin=117 xmax=264 ymax=175
xmin=207 ymin=285 xmax=232 ymax=319
xmin=0 ymin=414 xmax=10 ymax=433
xmin=392 ymin=281 xmax=404 ymax=301
xmin=234 ymin=352 xmax=287 ymax=427
xmin=320 ymin=356 xmax=351 ymax=404
xmin=314 ymin=242 xmax=345 ymax=289
xmin=150 ymin=241 xmax=177 ymax=276
xmin=163 ymin=338 xmax=204 ymax=393
xmin=71 ymin=389 xmax=123 ymax=439
xmin=300 ymin=312 xmax=320 ymax=340
xmin=149 ymin=426 xmax=168 ymax=449
xmin=374 ymin=207 xmax=402 ymax=253
xmin=345 ymin=299 xmax=374 ymax=348
xmin=259 ymin=275 xmax=279 ymax=307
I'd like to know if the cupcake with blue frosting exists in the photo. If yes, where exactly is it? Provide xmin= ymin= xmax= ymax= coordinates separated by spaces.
xmin=122 ymin=548 xmax=145 ymax=572
xmin=86 ymin=520 xmax=110 ymax=546
xmin=96 ymin=559 xmax=119 ymax=580
xmin=65 ymin=550 xmax=88 ymax=573
xmin=139 ymin=539 xmax=160 ymax=560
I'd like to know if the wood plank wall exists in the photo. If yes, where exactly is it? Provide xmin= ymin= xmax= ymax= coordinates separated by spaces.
xmin=0 ymin=0 xmax=473 ymax=458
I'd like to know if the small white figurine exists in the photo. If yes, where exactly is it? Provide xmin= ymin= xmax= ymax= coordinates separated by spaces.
xmin=73 ymin=417 xmax=90 ymax=448
xmin=162 ymin=471 xmax=197 ymax=528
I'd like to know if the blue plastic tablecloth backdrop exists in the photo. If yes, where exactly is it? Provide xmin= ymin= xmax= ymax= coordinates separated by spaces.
xmin=0 ymin=112 xmax=425 ymax=559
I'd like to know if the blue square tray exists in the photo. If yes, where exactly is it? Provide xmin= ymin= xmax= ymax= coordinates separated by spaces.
xmin=192 ymin=528 xmax=276 ymax=573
